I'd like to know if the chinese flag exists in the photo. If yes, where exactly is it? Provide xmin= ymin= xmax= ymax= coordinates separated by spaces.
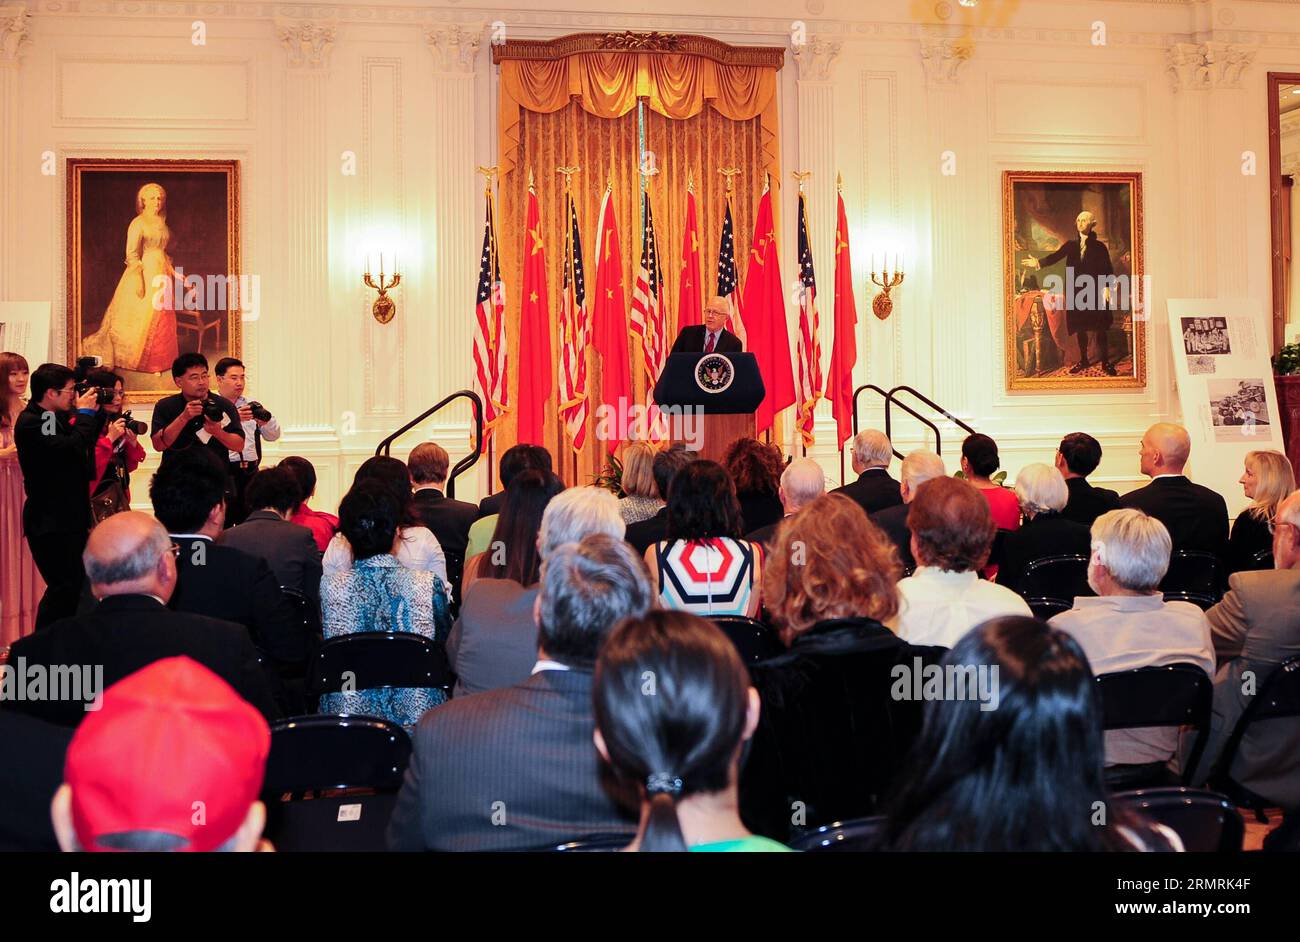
xmin=677 ymin=188 xmax=703 ymax=332
xmin=591 ymin=189 xmax=631 ymax=452
xmin=517 ymin=186 xmax=551 ymax=446
xmin=741 ymin=187 xmax=795 ymax=435
xmin=827 ymin=191 xmax=859 ymax=451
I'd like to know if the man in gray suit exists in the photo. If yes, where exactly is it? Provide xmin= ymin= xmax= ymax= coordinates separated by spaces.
xmin=1193 ymin=490 xmax=1300 ymax=806
xmin=386 ymin=533 xmax=652 ymax=851
xmin=218 ymin=465 xmax=324 ymax=607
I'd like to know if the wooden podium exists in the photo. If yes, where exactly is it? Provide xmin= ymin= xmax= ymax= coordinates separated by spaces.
xmin=654 ymin=352 xmax=766 ymax=461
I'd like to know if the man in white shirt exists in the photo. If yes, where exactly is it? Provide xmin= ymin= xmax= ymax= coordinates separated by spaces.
xmin=892 ymin=476 xmax=1030 ymax=649
xmin=215 ymin=357 xmax=281 ymax=526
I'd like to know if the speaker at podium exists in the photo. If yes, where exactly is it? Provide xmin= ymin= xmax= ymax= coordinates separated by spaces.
xmin=652 ymin=352 xmax=766 ymax=463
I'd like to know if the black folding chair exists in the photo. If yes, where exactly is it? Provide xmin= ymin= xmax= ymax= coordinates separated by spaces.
xmin=550 ymin=834 xmax=634 ymax=852
xmin=1096 ymin=663 xmax=1213 ymax=787
xmin=1112 ymin=787 xmax=1245 ymax=853
xmin=790 ymin=815 xmax=888 ymax=852
xmin=1160 ymin=550 xmax=1223 ymax=603
xmin=309 ymin=632 xmax=452 ymax=701
xmin=1018 ymin=554 xmax=1092 ymax=616
xmin=262 ymin=714 xmax=412 ymax=852
xmin=279 ymin=585 xmax=322 ymax=638
xmin=1208 ymin=653 xmax=1300 ymax=816
xmin=710 ymin=616 xmax=785 ymax=664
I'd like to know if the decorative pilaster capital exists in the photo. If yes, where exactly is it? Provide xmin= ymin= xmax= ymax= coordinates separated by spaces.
xmin=0 ymin=3 xmax=33 ymax=66
xmin=1167 ymin=40 xmax=1256 ymax=91
xmin=276 ymin=20 xmax=336 ymax=71
xmin=426 ymin=24 xmax=483 ymax=75
xmin=792 ymin=35 xmax=841 ymax=82
xmin=919 ymin=36 xmax=973 ymax=86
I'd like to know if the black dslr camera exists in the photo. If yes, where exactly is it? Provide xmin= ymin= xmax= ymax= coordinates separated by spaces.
xmin=119 ymin=411 xmax=148 ymax=436
xmin=72 ymin=355 xmax=115 ymax=405
xmin=247 ymin=401 xmax=272 ymax=422
xmin=201 ymin=395 xmax=227 ymax=423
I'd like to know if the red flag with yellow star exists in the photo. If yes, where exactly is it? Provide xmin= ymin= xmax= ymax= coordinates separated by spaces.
xmin=741 ymin=184 xmax=795 ymax=435
xmin=591 ymin=187 xmax=631 ymax=452
xmin=517 ymin=182 xmax=552 ymax=446
xmin=677 ymin=187 xmax=703 ymax=331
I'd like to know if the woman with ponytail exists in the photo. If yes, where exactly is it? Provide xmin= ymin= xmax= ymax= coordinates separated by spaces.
xmin=592 ymin=610 xmax=790 ymax=852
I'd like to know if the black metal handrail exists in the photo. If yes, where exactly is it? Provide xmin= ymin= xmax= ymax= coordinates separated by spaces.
xmin=375 ymin=390 xmax=483 ymax=500
xmin=850 ymin=383 xmax=972 ymax=458
xmin=851 ymin=385 xmax=900 ymax=458
xmin=888 ymin=385 xmax=977 ymax=439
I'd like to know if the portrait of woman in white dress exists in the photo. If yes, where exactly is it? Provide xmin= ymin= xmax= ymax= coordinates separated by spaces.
xmin=82 ymin=182 xmax=180 ymax=374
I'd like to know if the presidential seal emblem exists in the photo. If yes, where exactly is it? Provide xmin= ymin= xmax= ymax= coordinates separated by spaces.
xmin=695 ymin=353 xmax=734 ymax=394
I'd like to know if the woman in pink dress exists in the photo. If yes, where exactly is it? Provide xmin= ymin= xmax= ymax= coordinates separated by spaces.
xmin=0 ymin=352 xmax=46 ymax=647
xmin=961 ymin=433 xmax=1020 ymax=581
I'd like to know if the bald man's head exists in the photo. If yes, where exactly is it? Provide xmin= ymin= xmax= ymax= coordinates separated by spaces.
xmin=83 ymin=511 xmax=175 ymax=600
xmin=1140 ymin=422 xmax=1191 ymax=476
xmin=779 ymin=458 xmax=827 ymax=513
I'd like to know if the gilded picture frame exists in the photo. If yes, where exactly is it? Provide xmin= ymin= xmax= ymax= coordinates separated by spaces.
xmin=67 ymin=158 xmax=242 ymax=406
xmin=1002 ymin=170 xmax=1146 ymax=391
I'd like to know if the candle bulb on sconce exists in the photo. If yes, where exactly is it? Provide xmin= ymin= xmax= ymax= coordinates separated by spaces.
xmin=363 ymin=251 xmax=401 ymax=324
xmin=870 ymin=249 xmax=905 ymax=321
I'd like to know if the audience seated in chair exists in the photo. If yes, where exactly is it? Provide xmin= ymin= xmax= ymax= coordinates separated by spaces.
xmin=831 ymin=428 xmax=903 ymax=517
xmin=218 ymin=465 xmax=324 ymax=607
xmin=1191 ymin=489 xmax=1300 ymax=807
xmin=1049 ymin=509 xmax=1213 ymax=779
xmin=740 ymin=493 xmax=945 ymax=840
xmin=624 ymin=445 xmax=695 ymax=555
xmin=0 ymin=709 xmax=74 ymax=850
xmin=723 ymin=437 xmax=786 ymax=534
xmin=744 ymin=457 xmax=825 ymax=549
xmin=879 ymin=616 xmax=1182 ymax=851
xmin=387 ymin=534 xmax=650 ymax=851
xmin=449 ymin=484 xmax=621 ymax=698
xmin=49 ymin=656 xmax=272 ymax=852
xmin=324 ymin=455 xmax=448 ymax=593
xmin=1227 ymin=449 xmax=1294 ymax=576
xmin=996 ymin=463 xmax=1091 ymax=593
xmin=871 ymin=449 xmax=947 ymax=572
xmin=593 ymin=610 xmax=788 ymax=852
xmin=467 ymin=444 xmax=553 ymax=556
xmin=1056 ymin=432 xmax=1120 ymax=527
xmin=281 ymin=455 xmax=338 ymax=554
xmin=617 ymin=441 xmax=665 ymax=526
xmin=1119 ymin=422 xmax=1229 ymax=564
xmin=407 ymin=442 xmax=479 ymax=601
xmin=892 ymin=477 xmax=1030 ymax=648
xmin=644 ymin=460 xmax=763 ymax=619
xmin=319 ymin=481 xmax=451 ymax=730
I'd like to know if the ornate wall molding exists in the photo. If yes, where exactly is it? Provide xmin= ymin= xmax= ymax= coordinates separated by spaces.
xmin=491 ymin=30 xmax=785 ymax=66
xmin=0 ymin=3 xmax=32 ymax=65
xmin=276 ymin=20 xmax=336 ymax=71
xmin=1166 ymin=40 xmax=1257 ymax=90
xmin=792 ymin=35 xmax=840 ymax=82
xmin=426 ymin=23 xmax=483 ymax=74
xmin=919 ymin=36 xmax=972 ymax=86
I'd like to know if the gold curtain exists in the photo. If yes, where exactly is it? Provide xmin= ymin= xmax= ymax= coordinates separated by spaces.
xmin=496 ymin=43 xmax=780 ymax=486
xmin=499 ymin=103 xmax=768 ymax=486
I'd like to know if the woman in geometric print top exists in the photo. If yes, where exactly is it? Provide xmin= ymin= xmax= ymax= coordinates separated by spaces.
xmin=320 ymin=479 xmax=451 ymax=730
xmin=643 ymin=460 xmax=763 ymax=619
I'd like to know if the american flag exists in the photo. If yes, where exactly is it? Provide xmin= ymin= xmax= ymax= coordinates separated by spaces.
xmin=473 ymin=191 xmax=508 ymax=441
xmin=717 ymin=197 xmax=747 ymax=347
xmin=795 ymin=191 xmax=823 ymax=448
xmin=630 ymin=189 xmax=666 ymax=437
xmin=557 ymin=193 xmax=589 ymax=451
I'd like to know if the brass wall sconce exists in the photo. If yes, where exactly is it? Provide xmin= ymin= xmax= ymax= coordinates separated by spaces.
xmin=870 ymin=255 xmax=905 ymax=320
xmin=364 ymin=255 xmax=400 ymax=324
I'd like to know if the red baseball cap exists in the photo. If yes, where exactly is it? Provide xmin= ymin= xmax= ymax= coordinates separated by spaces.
xmin=64 ymin=656 xmax=271 ymax=852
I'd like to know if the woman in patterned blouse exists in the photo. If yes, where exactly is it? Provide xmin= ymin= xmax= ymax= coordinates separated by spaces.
xmin=320 ymin=479 xmax=451 ymax=730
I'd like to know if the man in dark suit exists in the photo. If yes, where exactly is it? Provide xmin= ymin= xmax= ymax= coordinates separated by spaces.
xmin=745 ymin=458 xmax=825 ymax=548
xmin=1021 ymin=210 xmax=1117 ymax=375
xmin=832 ymin=428 xmax=902 ymax=516
xmin=150 ymin=450 xmax=310 ymax=681
xmin=387 ymin=535 xmax=650 ymax=851
xmin=0 ymin=711 xmax=72 ymax=850
xmin=669 ymin=295 xmax=743 ymax=354
xmin=219 ymin=465 xmax=323 ymax=607
xmin=408 ymin=442 xmax=478 ymax=595
xmin=1056 ymin=432 xmax=1120 ymax=527
xmin=476 ymin=443 xmax=552 ymax=520
xmin=870 ymin=449 xmax=947 ymax=572
xmin=13 ymin=363 xmax=103 ymax=629
xmin=3 ymin=512 xmax=278 ymax=727
xmin=625 ymin=446 xmax=695 ymax=555
xmin=1119 ymin=423 xmax=1229 ymax=561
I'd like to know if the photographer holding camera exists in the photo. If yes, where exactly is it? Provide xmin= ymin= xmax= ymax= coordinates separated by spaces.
xmin=84 ymin=367 xmax=147 ymax=521
xmin=13 ymin=362 xmax=102 ymax=629
xmin=215 ymin=357 xmax=280 ymax=526
xmin=150 ymin=353 xmax=244 ymax=473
